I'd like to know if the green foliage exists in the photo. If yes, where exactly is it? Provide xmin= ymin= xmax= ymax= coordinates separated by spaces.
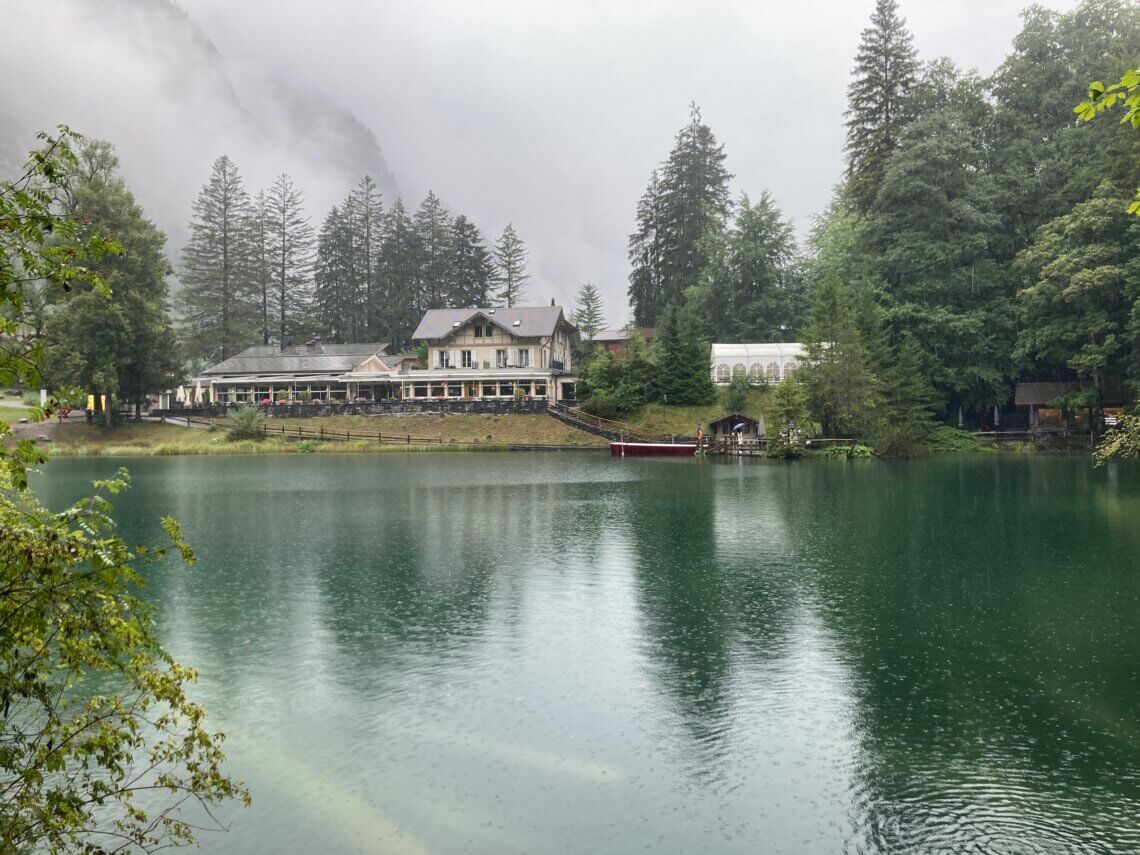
xmin=925 ymin=424 xmax=986 ymax=453
xmin=722 ymin=371 xmax=751 ymax=413
xmin=818 ymin=442 xmax=874 ymax=459
xmin=1076 ymin=68 xmax=1140 ymax=214
xmin=1015 ymin=186 xmax=1139 ymax=393
xmin=654 ymin=307 xmax=715 ymax=406
xmin=1 ymin=130 xmax=246 ymax=851
xmin=415 ymin=190 xmax=452 ymax=310
xmin=766 ymin=376 xmax=810 ymax=457
xmin=688 ymin=192 xmax=804 ymax=341
xmin=844 ymin=0 xmax=919 ymax=212
xmin=264 ymin=172 xmax=316 ymax=345
xmin=1093 ymin=414 xmax=1140 ymax=464
xmin=227 ymin=403 xmax=266 ymax=440
xmin=874 ymin=333 xmax=939 ymax=456
xmin=577 ymin=344 xmax=653 ymax=417
xmin=296 ymin=439 xmax=319 ymax=453
xmin=629 ymin=103 xmax=732 ymax=327
xmin=492 ymin=222 xmax=529 ymax=307
xmin=572 ymin=282 xmax=605 ymax=338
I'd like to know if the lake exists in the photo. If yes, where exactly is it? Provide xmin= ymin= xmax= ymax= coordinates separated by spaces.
xmin=31 ymin=453 xmax=1140 ymax=854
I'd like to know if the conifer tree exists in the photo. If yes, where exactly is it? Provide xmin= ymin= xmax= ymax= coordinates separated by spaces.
xmin=178 ymin=155 xmax=259 ymax=363
xmin=844 ymin=0 xmax=919 ymax=212
xmin=572 ymin=282 xmax=605 ymax=338
xmin=448 ymin=215 xmax=493 ymax=307
xmin=414 ymin=190 xmax=452 ymax=310
xmin=655 ymin=307 xmax=715 ymax=405
xmin=263 ymin=173 xmax=315 ymax=345
xmin=350 ymin=175 xmax=384 ymax=339
xmin=378 ymin=198 xmax=422 ymax=347
xmin=877 ymin=332 xmax=939 ymax=454
xmin=629 ymin=104 xmax=732 ymax=326
xmin=493 ymin=222 xmax=530 ymax=307
xmin=251 ymin=190 xmax=273 ymax=345
xmin=314 ymin=204 xmax=356 ymax=342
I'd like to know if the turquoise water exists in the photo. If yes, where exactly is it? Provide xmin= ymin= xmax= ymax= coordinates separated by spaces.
xmin=32 ymin=453 xmax=1140 ymax=853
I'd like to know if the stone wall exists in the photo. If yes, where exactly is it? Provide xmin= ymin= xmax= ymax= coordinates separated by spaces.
xmin=156 ymin=399 xmax=551 ymax=419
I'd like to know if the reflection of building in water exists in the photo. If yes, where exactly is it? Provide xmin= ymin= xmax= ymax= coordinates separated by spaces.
xmin=711 ymin=470 xmax=792 ymax=557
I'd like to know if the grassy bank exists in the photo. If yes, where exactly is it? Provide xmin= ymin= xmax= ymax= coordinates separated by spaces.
xmin=38 ymin=413 xmax=606 ymax=457
xmin=614 ymin=389 xmax=771 ymax=437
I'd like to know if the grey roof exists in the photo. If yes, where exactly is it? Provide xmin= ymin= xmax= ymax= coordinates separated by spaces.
xmin=202 ymin=342 xmax=389 ymax=376
xmin=1014 ymin=381 xmax=1082 ymax=406
xmin=412 ymin=306 xmax=569 ymax=340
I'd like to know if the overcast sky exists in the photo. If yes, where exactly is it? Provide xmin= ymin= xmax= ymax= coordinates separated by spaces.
xmin=5 ymin=0 xmax=1077 ymax=325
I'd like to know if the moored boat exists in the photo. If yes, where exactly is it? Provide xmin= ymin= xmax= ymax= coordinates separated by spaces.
xmin=610 ymin=441 xmax=697 ymax=457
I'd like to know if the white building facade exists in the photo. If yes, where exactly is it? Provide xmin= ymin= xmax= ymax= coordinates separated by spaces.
xmin=710 ymin=343 xmax=807 ymax=385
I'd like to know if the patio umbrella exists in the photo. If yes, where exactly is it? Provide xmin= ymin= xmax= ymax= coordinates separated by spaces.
xmin=175 ymin=385 xmax=186 ymax=403
xmin=194 ymin=380 xmax=204 ymax=403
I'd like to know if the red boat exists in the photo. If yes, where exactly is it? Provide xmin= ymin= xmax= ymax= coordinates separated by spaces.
xmin=610 ymin=441 xmax=698 ymax=457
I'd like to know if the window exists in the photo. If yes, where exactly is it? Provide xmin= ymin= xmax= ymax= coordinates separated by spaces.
xmin=518 ymin=349 xmax=530 ymax=367
xmin=495 ymin=349 xmax=508 ymax=368
xmin=518 ymin=381 xmax=531 ymax=396
xmin=766 ymin=362 xmax=780 ymax=382
xmin=535 ymin=383 xmax=547 ymax=397
xmin=733 ymin=363 xmax=746 ymax=378
xmin=430 ymin=384 xmax=445 ymax=397
xmin=499 ymin=382 xmax=513 ymax=396
xmin=474 ymin=323 xmax=484 ymax=338
xmin=715 ymin=364 xmax=730 ymax=383
xmin=447 ymin=383 xmax=462 ymax=397
xmin=482 ymin=383 xmax=496 ymax=397
xmin=437 ymin=350 xmax=451 ymax=368
xmin=461 ymin=350 xmax=473 ymax=368
xmin=750 ymin=364 xmax=763 ymax=381
xmin=413 ymin=383 xmax=428 ymax=398
xmin=783 ymin=360 xmax=798 ymax=377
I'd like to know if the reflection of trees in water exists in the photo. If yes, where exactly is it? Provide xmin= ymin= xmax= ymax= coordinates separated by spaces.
xmin=785 ymin=458 xmax=1140 ymax=852
xmin=622 ymin=463 xmax=801 ymax=771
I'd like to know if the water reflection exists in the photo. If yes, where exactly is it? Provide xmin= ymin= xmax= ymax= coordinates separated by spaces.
xmin=28 ymin=453 xmax=1140 ymax=854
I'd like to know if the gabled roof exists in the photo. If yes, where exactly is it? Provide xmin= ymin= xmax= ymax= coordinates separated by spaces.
xmin=593 ymin=327 xmax=656 ymax=343
xmin=709 ymin=411 xmax=760 ymax=429
xmin=412 ymin=306 xmax=570 ymax=340
xmin=202 ymin=342 xmax=389 ymax=376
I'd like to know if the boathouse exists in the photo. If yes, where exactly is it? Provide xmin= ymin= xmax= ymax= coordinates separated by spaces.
xmin=709 ymin=412 xmax=763 ymax=444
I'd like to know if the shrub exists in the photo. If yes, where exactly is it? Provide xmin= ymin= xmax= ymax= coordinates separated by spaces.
xmin=723 ymin=372 xmax=751 ymax=413
xmin=296 ymin=440 xmax=318 ymax=453
xmin=227 ymin=405 xmax=266 ymax=441
xmin=818 ymin=443 xmax=873 ymax=459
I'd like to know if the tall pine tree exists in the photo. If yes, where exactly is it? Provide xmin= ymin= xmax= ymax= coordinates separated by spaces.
xmin=844 ymin=0 xmax=919 ymax=212
xmin=351 ymin=175 xmax=384 ymax=340
xmin=178 ymin=155 xmax=259 ymax=364
xmin=493 ymin=223 xmax=530 ymax=307
xmin=414 ymin=190 xmax=452 ymax=310
xmin=378 ymin=199 xmax=422 ymax=348
xmin=313 ymin=204 xmax=356 ymax=343
xmin=263 ymin=173 xmax=315 ymax=346
xmin=448 ymin=215 xmax=493 ymax=307
xmin=572 ymin=282 xmax=605 ymax=338
xmin=629 ymin=103 xmax=731 ymax=326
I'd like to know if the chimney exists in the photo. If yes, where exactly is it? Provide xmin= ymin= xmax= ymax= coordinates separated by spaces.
xmin=550 ymin=298 xmax=556 ymax=307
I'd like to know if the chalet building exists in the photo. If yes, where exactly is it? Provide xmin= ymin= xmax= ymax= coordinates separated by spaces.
xmin=710 ymin=343 xmax=807 ymax=385
xmin=193 ymin=304 xmax=581 ymax=404
xmin=407 ymin=305 xmax=580 ymax=402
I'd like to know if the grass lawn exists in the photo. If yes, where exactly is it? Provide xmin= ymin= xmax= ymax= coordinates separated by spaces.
xmin=272 ymin=412 xmax=607 ymax=447
xmin=618 ymin=389 xmax=770 ymax=437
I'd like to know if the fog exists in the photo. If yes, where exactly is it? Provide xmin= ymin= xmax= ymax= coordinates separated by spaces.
xmin=1 ymin=0 xmax=1076 ymax=323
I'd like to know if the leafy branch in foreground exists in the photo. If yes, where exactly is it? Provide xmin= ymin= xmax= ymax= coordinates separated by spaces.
xmin=1093 ymin=414 xmax=1140 ymax=465
xmin=1076 ymin=69 xmax=1140 ymax=214
xmin=1 ymin=128 xmax=248 ymax=852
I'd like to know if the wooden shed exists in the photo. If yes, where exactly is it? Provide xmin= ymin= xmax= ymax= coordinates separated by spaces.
xmin=708 ymin=412 xmax=762 ymax=443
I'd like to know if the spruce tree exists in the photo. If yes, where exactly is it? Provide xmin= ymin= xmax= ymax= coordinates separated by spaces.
xmin=629 ymin=104 xmax=732 ymax=326
xmin=572 ymin=282 xmax=605 ymax=338
xmin=378 ymin=198 xmax=422 ymax=348
xmin=178 ymin=155 xmax=259 ymax=364
xmin=448 ymin=215 xmax=493 ymax=307
xmin=414 ymin=190 xmax=452 ymax=310
xmin=263 ymin=173 xmax=315 ymax=346
xmin=493 ymin=223 xmax=530 ymax=307
xmin=655 ymin=307 xmax=715 ymax=405
xmin=628 ymin=170 xmax=664 ymax=326
xmin=878 ymin=331 xmax=939 ymax=454
xmin=844 ymin=0 xmax=919 ymax=212
xmin=251 ymin=190 xmax=273 ymax=345
xmin=314 ymin=204 xmax=356 ymax=342
xmin=350 ymin=176 xmax=384 ymax=340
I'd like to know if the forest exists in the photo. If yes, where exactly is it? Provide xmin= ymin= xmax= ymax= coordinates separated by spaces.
xmin=10 ymin=0 xmax=1140 ymax=455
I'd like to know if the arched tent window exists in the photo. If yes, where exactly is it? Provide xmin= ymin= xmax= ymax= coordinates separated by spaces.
xmin=733 ymin=363 xmax=747 ymax=378
xmin=749 ymin=363 xmax=764 ymax=381
xmin=766 ymin=362 xmax=780 ymax=382
xmin=715 ymin=364 xmax=730 ymax=383
xmin=783 ymin=360 xmax=799 ymax=377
